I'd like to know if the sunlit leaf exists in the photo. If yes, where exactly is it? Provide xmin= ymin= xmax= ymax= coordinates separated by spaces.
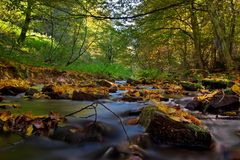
xmin=26 ymin=125 xmax=33 ymax=136
xmin=134 ymin=91 xmax=141 ymax=97
xmin=0 ymin=111 xmax=11 ymax=121
xmin=232 ymin=83 xmax=240 ymax=96
xmin=168 ymin=115 xmax=181 ymax=122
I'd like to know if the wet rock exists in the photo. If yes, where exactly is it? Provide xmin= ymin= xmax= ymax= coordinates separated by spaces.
xmin=47 ymin=92 xmax=70 ymax=99
xmin=25 ymin=88 xmax=39 ymax=96
xmin=140 ymin=78 xmax=152 ymax=85
xmin=51 ymin=121 xmax=117 ymax=144
xmin=208 ymin=95 xmax=240 ymax=113
xmin=0 ymin=104 xmax=20 ymax=109
xmin=72 ymin=90 xmax=108 ymax=101
xmin=130 ymin=134 xmax=152 ymax=149
xmin=127 ymin=78 xmax=141 ymax=86
xmin=186 ymin=95 xmax=240 ymax=114
xmin=139 ymin=106 xmax=212 ymax=149
xmin=160 ymin=97 xmax=169 ymax=102
xmin=181 ymin=81 xmax=203 ymax=91
xmin=96 ymin=79 xmax=113 ymax=87
xmin=202 ymin=79 xmax=234 ymax=89
xmin=51 ymin=127 xmax=85 ymax=144
xmin=122 ymin=95 xmax=144 ymax=102
xmin=109 ymin=86 xmax=118 ymax=93
xmin=0 ymin=86 xmax=26 ymax=96
xmin=185 ymin=99 xmax=202 ymax=111
xmin=42 ymin=85 xmax=54 ymax=93
xmin=42 ymin=85 xmax=70 ymax=99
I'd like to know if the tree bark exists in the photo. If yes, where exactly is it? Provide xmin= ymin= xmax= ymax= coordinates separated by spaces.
xmin=189 ymin=0 xmax=204 ymax=69
xmin=206 ymin=0 xmax=232 ymax=70
xmin=17 ymin=0 xmax=34 ymax=45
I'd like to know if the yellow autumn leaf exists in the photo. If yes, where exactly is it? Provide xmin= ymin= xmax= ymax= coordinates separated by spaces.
xmin=80 ymin=87 xmax=88 ymax=92
xmin=168 ymin=115 xmax=181 ymax=122
xmin=0 ymin=112 xmax=11 ymax=121
xmin=3 ymin=124 xmax=9 ymax=132
xmin=197 ymin=90 xmax=219 ymax=101
xmin=167 ymin=107 xmax=176 ymax=114
xmin=26 ymin=125 xmax=34 ymax=136
xmin=231 ymin=83 xmax=240 ymax=96
xmin=134 ymin=91 xmax=141 ymax=97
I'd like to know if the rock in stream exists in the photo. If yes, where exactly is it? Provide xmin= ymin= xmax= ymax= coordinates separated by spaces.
xmin=139 ymin=106 xmax=213 ymax=149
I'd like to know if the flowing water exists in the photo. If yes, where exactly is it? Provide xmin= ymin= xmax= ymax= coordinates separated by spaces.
xmin=0 ymin=86 xmax=239 ymax=160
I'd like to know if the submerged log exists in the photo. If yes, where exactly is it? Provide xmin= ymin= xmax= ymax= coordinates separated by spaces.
xmin=139 ymin=106 xmax=212 ymax=149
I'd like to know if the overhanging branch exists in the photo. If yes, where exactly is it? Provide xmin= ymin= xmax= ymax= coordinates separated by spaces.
xmin=45 ymin=1 xmax=190 ymax=20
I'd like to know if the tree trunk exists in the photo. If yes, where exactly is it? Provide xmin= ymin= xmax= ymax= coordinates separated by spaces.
xmin=228 ymin=0 xmax=236 ymax=58
xmin=189 ymin=0 xmax=204 ymax=69
xmin=206 ymin=0 xmax=232 ymax=70
xmin=17 ymin=0 xmax=34 ymax=45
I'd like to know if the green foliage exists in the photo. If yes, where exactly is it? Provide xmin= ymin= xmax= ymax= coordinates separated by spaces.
xmin=65 ymin=60 xmax=133 ymax=79
xmin=136 ymin=69 xmax=177 ymax=81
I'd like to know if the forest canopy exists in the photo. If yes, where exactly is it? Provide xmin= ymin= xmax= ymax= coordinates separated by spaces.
xmin=0 ymin=0 xmax=240 ymax=79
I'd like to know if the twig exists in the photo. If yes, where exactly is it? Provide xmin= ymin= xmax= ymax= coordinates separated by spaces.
xmin=217 ymin=89 xmax=225 ymax=104
xmin=97 ymin=101 xmax=130 ymax=144
xmin=93 ymin=103 xmax=98 ymax=123
xmin=64 ymin=102 xmax=96 ymax=117
xmin=78 ymin=113 xmax=96 ymax=119
xmin=64 ymin=101 xmax=130 ymax=144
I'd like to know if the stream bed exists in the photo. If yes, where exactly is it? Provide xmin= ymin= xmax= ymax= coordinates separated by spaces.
xmin=0 ymin=89 xmax=240 ymax=160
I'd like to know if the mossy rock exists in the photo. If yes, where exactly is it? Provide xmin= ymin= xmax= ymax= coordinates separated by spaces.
xmin=181 ymin=81 xmax=203 ymax=91
xmin=202 ymin=79 xmax=234 ymax=89
xmin=139 ymin=106 xmax=212 ymax=149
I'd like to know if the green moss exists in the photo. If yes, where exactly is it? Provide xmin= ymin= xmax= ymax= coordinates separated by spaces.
xmin=139 ymin=106 xmax=157 ymax=128
xmin=187 ymin=123 xmax=207 ymax=132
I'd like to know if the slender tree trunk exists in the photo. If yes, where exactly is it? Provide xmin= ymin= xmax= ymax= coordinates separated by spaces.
xmin=206 ymin=0 xmax=232 ymax=70
xmin=228 ymin=0 xmax=236 ymax=58
xmin=189 ymin=0 xmax=204 ymax=69
xmin=17 ymin=0 xmax=34 ymax=45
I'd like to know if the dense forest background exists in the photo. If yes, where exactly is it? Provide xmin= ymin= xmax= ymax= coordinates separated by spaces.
xmin=1 ymin=0 xmax=240 ymax=79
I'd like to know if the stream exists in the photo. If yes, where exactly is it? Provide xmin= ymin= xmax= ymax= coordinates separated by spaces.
xmin=0 ymin=82 xmax=240 ymax=160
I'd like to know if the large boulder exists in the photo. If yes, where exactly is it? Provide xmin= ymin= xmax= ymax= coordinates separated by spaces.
xmin=72 ymin=90 xmax=108 ymax=101
xmin=139 ymin=106 xmax=212 ymax=149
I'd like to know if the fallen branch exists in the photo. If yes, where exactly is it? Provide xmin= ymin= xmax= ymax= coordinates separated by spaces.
xmin=64 ymin=101 xmax=130 ymax=144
